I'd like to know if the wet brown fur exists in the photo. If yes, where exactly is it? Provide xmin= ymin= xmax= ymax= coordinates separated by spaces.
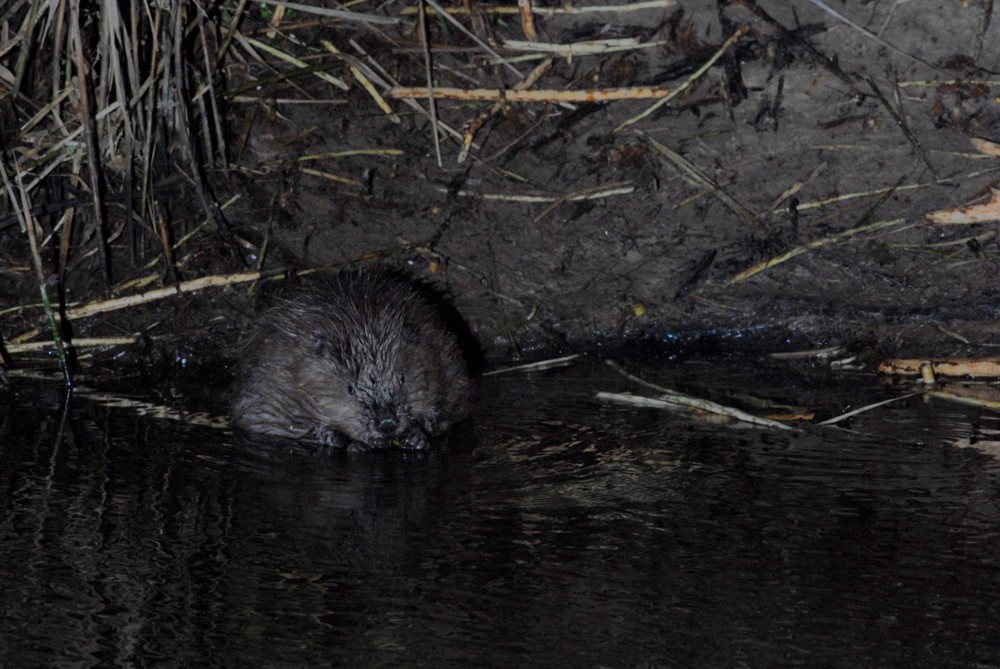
xmin=231 ymin=269 xmax=476 ymax=450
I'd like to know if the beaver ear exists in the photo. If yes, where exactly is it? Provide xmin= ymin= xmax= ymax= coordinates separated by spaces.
xmin=312 ymin=335 xmax=331 ymax=357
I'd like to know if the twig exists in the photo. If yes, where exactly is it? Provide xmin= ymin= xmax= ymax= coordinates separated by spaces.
xmin=458 ymin=57 xmax=553 ymax=163
xmin=603 ymin=360 xmax=795 ymax=431
xmin=199 ymin=24 xmax=228 ymax=168
xmin=417 ymin=0 xmax=443 ymax=168
xmin=817 ymin=393 xmax=920 ymax=426
xmin=927 ymin=189 xmax=1000 ymax=225
xmin=420 ymin=0 xmax=523 ymax=79
xmin=289 ymin=149 xmax=404 ymax=161
xmin=319 ymin=40 xmax=399 ymax=123
xmin=517 ymin=0 xmax=536 ymax=40
xmin=265 ymin=3 xmax=286 ymax=38
xmin=929 ymin=388 xmax=1000 ymax=413
xmin=769 ymin=346 xmax=846 ymax=361
xmin=298 ymin=166 xmax=362 ymax=187
xmin=70 ymin=0 xmax=111 ymax=291
xmin=388 ymin=86 xmax=671 ymax=102
xmin=616 ymin=26 xmax=750 ymax=132
xmin=483 ymin=354 xmax=581 ymax=375
xmin=229 ymin=96 xmax=348 ymax=104
xmin=139 ymin=2 xmax=162 ymax=253
xmin=349 ymin=39 xmax=469 ymax=145
xmin=401 ymin=0 xmax=676 ymax=16
xmin=877 ymin=358 xmax=1000 ymax=378
xmin=168 ymin=6 xmax=238 ymax=263
xmin=770 ymin=161 xmax=828 ymax=211
xmin=447 ymin=182 xmax=634 ymax=203
xmin=217 ymin=0 xmax=249 ymax=63
xmin=733 ymin=1 xmax=855 ymax=88
xmin=1 ymin=155 xmax=72 ymax=387
xmin=597 ymin=391 xmax=797 ymax=430
xmin=19 ymin=87 xmax=73 ymax=134
xmin=534 ymin=182 xmax=634 ymax=222
xmin=243 ymin=35 xmax=349 ymax=91
xmin=11 ymin=1 xmax=43 ymax=94
xmin=801 ymin=0 xmax=944 ymax=74
xmin=500 ymin=37 xmax=669 ymax=56
xmin=56 ymin=271 xmax=267 ymax=322
xmin=6 ymin=337 xmax=141 ymax=353
xmin=257 ymin=0 xmax=402 ymax=25
xmin=640 ymin=130 xmax=764 ymax=233
xmin=58 ymin=157 xmax=81 ymax=281
xmin=897 ymin=78 xmax=1000 ymax=88
xmin=853 ymin=173 xmax=906 ymax=230
xmin=867 ymin=77 xmax=935 ymax=178
xmin=775 ymin=165 xmax=1000 ymax=213
xmin=730 ymin=217 xmax=907 ymax=283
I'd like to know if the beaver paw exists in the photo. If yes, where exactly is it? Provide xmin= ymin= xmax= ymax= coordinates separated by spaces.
xmin=401 ymin=427 xmax=429 ymax=450
xmin=317 ymin=426 xmax=347 ymax=448
xmin=347 ymin=440 xmax=371 ymax=454
xmin=343 ymin=429 xmax=429 ymax=452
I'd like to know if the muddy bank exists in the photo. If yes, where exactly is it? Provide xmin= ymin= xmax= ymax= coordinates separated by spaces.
xmin=4 ymin=1 xmax=1000 ymax=371
xmin=223 ymin=2 xmax=1000 ymax=358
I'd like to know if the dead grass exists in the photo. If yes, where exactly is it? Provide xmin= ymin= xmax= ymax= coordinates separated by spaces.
xmin=1 ymin=0 xmax=238 ymax=379
xmin=1 ymin=0 xmax=706 ymax=376
xmin=3 ymin=0 xmax=998 ymax=377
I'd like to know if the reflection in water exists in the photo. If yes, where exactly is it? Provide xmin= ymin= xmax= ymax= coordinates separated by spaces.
xmin=2 ymin=358 xmax=1000 ymax=667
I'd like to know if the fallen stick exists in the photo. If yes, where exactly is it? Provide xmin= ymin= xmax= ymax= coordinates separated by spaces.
xmin=603 ymin=360 xmax=795 ymax=431
xmin=11 ymin=271 xmax=267 ymax=339
xmin=400 ymin=0 xmax=676 ymax=15
xmin=446 ymin=182 xmax=634 ymax=203
xmin=499 ymin=37 xmax=668 ymax=56
xmin=877 ymin=358 xmax=1000 ymax=378
xmin=616 ymin=26 xmax=750 ymax=132
xmin=730 ymin=217 xmax=907 ymax=283
xmin=257 ymin=0 xmax=402 ymax=25
xmin=458 ymin=58 xmax=553 ymax=163
xmin=927 ymin=189 xmax=1000 ymax=225
xmin=641 ymin=130 xmax=763 ymax=233
xmin=817 ymin=393 xmax=920 ymax=426
xmin=387 ymin=86 xmax=671 ymax=102
xmin=929 ymin=386 xmax=1000 ymax=412
xmin=242 ymin=35 xmax=348 ymax=91
xmin=484 ymin=354 xmax=581 ymax=376
xmin=6 ymin=337 xmax=142 ymax=353
xmin=596 ymin=391 xmax=795 ymax=431
xmin=320 ymin=40 xmax=399 ymax=123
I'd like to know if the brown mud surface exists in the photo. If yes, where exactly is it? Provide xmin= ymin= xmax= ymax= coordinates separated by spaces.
xmin=6 ymin=1 xmax=1000 ymax=373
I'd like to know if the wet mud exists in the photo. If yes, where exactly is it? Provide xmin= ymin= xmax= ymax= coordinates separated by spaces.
xmin=220 ymin=1 xmax=1000 ymax=359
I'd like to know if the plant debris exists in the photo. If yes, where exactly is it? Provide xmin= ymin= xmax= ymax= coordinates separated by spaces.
xmin=3 ymin=1 xmax=1000 ymax=371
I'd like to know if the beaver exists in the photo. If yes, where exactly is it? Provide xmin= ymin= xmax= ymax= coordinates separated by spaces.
xmin=231 ymin=268 xmax=477 ymax=451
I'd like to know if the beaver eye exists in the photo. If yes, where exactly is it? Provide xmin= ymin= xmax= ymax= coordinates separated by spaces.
xmin=347 ymin=384 xmax=355 ymax=396
xmin=312 ymin=336 xmax=328 ymax=356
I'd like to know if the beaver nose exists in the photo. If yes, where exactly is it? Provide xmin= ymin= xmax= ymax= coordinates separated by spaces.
xmin=376 ymin=417 xmax=398 ymax=435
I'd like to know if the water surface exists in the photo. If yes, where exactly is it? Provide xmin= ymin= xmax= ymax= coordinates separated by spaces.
xmin=2 ymin=357 xmax=1000 ymax=667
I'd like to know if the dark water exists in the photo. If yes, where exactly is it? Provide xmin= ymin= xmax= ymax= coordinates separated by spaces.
xmin=3 ymin=357 xmax=1000 ymax=668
